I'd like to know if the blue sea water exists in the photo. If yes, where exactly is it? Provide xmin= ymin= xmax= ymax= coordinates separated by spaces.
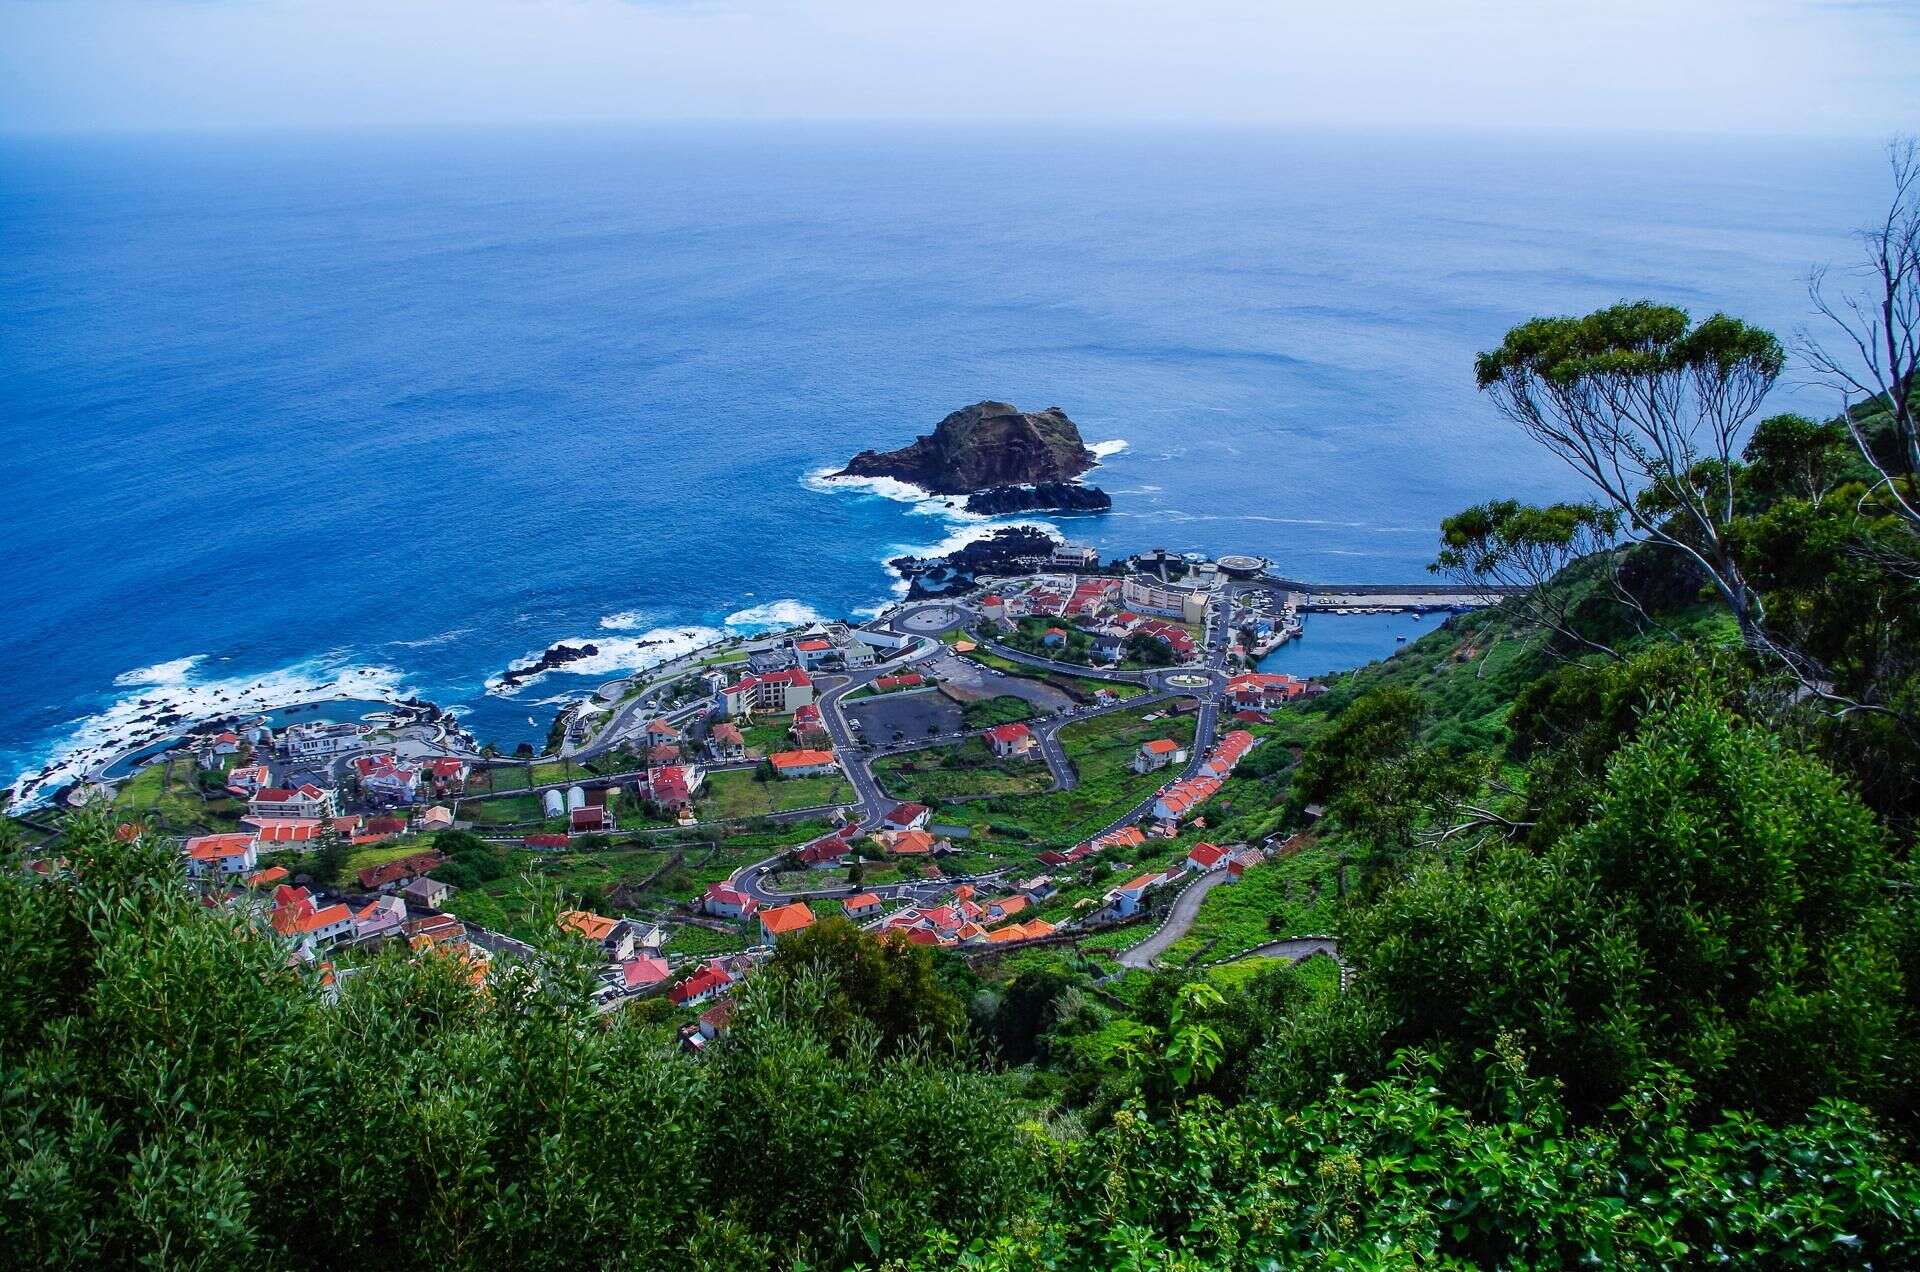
xmin=1256 ymin=611 xmax=1436 ymax=680
xmin=0 ymin=125 xmax=1884 ymax=798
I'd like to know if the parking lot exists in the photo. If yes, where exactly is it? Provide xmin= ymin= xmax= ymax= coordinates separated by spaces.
xmin=844 ymin=690 xmax=966 ymax=745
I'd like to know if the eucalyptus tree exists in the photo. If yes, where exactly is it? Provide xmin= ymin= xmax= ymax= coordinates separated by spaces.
xmin=1433 ymin=498 xmax=1624 ymax=656
xmin=1801 ymin=137 xmax=1920 ymax=524
xmin=1473 ymin=302 xmax=1828 ymax=683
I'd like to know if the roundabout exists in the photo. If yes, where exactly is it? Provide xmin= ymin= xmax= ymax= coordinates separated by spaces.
xmin=1163 ymin=671 xmax=1212 ymax=690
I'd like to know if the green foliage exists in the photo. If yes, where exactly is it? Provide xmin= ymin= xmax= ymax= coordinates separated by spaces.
xmin=1346 ymin=691 xmax=1913 ymax=1124
xmin=759 ymin=917 xmax=968 ymax=1058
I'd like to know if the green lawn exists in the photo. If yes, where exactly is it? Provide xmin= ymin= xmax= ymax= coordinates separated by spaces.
xmin=872 ymin=737 xmax=1053 ymax=802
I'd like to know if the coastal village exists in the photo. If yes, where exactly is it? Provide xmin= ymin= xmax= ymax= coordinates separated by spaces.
xmin=14 ymin=537 xmax=1498 ymax=1048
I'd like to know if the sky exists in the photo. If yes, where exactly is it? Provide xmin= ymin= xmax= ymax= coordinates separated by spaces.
xmin=1 ymin=0 xmax=1916 ymax=136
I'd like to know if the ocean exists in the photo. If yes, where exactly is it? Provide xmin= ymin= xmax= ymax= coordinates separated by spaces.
xmin=0 ymin=124 xmax=1884 ymax=801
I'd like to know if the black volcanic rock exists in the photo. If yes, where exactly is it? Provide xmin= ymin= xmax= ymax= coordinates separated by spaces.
xmin=888 ymin=526 xmax=1061 ymax=599
xmin=964 ymin=481 xmax=1112 ymax=516
xmin=838 ymin=401 xmax=1098 ymax=494
xmin=494 ymin=642 xmax=600 ymax=691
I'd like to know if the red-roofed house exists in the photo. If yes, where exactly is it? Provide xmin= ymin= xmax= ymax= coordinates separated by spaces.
xmin=559 ymin=909 xmax=636 ymax=961
xmin=843 ymin=892 xmax=882 ymax=920
xmin=1200 ymin=730 xmax=1256 ymax=779
xmin=882 ymin=828 xmax=936 ymax=856
xmin=984 ymin=722 xmax=1036 ymax=759
xmin=1154 ymin=776 xmax=1222 ymax=823
xmin=769 ymin=749 xmax=837 ymax=779
xmin=1132 ymin=737 xmax=1185 ymax=774
xmin=425 ymin=756 xmax=470 ymax=786
xmin=789 ymin=703 xmax=829 ymax=745
xmin=707 ymin=722 xmax=745 ymax=761
xmin=670 ymin=964 xmax=730 ymax=1006
xmin=702 ymin=882 xmax=759 ymax=919
xmin=245 ymin=865 xmax=290 ymax=889
xmin=245 ymin=818 xmax=321 ymax=844
xmin=183 ymin=833 xmax=258 ymax=879
xmin=882 ymin=802 xmax=930 ymax=832
xmin=1227 ymin=672 xmax=1308 ymax=712
xmin=249 ymin=783 xmax=335 ymax=821
xmin=797 ymin=835 xmax=852 ymax=869
xmin=571 ymin=805 xmax=613 ymax=833
xmin=524 ymin=832 xmax=570 ymax=849
xmin=643 ymin=718 xmax=682 ymax=747
xmin=793 ymin=637 xmax=835 ymax=669
xmin=621 ymin=955 xmax=672 ymax=992
xmin=1186 ymin=841 xmax=1229 ymax=873
xmin=698 ymin=997 xmax=736 ymax=1040
xmin=1106 ymin=870 xmax=1170 ymax=917
xmin=225 ymin=764 xmax=271 ymax=797
xmin=719 ymin=668 xmax=815 ymax=718
xmin=758 ymin=901 xmax=816 ymax=944
xmin=646 ymin=764 xmax=703 ymax=810
xmin=355 ymin=851 xmax=444 ymax=892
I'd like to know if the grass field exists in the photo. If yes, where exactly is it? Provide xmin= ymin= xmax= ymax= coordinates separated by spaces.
xmin=700 ymin=768 xmax=854 ymax=818
xmin=959 ymin=695 xmax=1036 ymax=729
xmin=871 ymin=737 xmax=1054 ymax=802
xmin=343 ymin=838 xmax=440 ymax=878
xmin=963 ymin=703 xmax=1198 ymax=846
xmin=739 ymin=716 xmax=796 ymax=756
xmin=459 ymin=793 xmax=552 ymax=825
xmin=108 ymin=756 xmax=247 ymax=834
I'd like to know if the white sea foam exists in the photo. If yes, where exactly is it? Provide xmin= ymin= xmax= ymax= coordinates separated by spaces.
xmin=880 ymin=517 xmax=1062 ymax=597
xmin=597 ymin=610 xmax=650 ymax=631
xmin=1089 ymin=438 xmax=1130 ymax=460
xmin=10 ymin=654 xmax=409 ymax=811
xmin=724 ymin=599 xmax=827 ymax=631
xmin=389 ymin=626 xmax=474 ymax=649
xmin=485 ymin=625 xmax=725 ymax=696
xmin=114 ymin=655 xmax=206 ymax=687
xmin=802 ymin=466 xmax=975 ymax=518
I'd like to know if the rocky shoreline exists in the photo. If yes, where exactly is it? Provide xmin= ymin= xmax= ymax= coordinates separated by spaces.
xmin=887 ymin=526 xmax=1064 ymax=598
xmin=964 ymin=481 xmax=1112 ymax=516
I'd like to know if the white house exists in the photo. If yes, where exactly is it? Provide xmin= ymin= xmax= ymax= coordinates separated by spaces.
xmin=280 ymin=720 xmax=368 ymax=759
xmin=882 ymin=802 xmax=931 ymax=833
xmin=1131 ymin=738 xmax=1185 ymax=774
xmin=719 ymin=668 xmax=816 ymax=718
xmin=248 ymin=783 xmax=336 ymax=821
xmin=183 ymin=833 xmax=259 ymax=879
xmin=984 ymin=722 xmax=1036 ymax=759
xmin=1185 ymin=841 xmax=1229 ymax=873
xmin=701 ymin=882 xmax=759 ymax=919
xmin=353 ymin=895 xmax=407 ymax=941
xmin=1104 ymin=870 xmax=1168 ymax=917
xmin=769 ymin=749 xmax=838 ymax=779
